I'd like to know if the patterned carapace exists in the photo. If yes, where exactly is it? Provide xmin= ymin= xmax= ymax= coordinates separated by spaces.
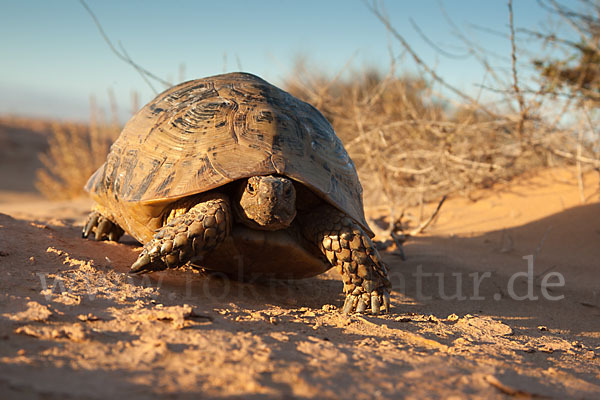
xmin=85 ymin=73 xmax=370 ymax=243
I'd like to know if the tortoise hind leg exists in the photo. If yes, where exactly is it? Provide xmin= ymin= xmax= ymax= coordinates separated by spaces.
xmin=82 ymin=209 xmax=124 ymax=242
xmin=130 ymin=193 xmax=231 ymax=274
xmin=300 ymin=205 xmax=392 ymax=314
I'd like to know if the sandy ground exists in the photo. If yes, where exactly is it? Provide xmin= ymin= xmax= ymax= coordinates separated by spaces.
xmin=0 ymin=120 xmax=599 ymax=399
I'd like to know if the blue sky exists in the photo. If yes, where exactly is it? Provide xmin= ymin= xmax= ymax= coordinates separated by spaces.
xmin=0 ymin=0 xmax=571 ymax=121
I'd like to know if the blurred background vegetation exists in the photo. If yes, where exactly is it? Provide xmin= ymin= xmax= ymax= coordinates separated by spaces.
xmin=14 ymin=0 xmax=600 ymax=231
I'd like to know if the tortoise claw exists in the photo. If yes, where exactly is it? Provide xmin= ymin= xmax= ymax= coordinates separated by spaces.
xmin=82 ymin=212 xmax=124 ymax=242
xmin=129 ymin=252 xmax=166 ymax=274
xmin=382 ymin=291 xmax=390 ymax=313
xmin=356 ymin=297 xmax=367 ymax=313
xmin=130 ymin=253 xmax=151 ymax=274
xmin=82 ymin=212 xmax=99 ymax=238
xmin=107 ymin=230 xmax=120 ymax=242
xmin=342 ymin=289 xmax=390 ymax=315
xmin=343 ymin=295 xmax=357 ymax=314
xmin=371 ymin=293 xmax=381 ymax=315
xmin=95 ymin=219 xmax=112 ymax=241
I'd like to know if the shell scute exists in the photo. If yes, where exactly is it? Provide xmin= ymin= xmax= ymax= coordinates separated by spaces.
xmin=85 ymin=72 xmax=371 ymax=242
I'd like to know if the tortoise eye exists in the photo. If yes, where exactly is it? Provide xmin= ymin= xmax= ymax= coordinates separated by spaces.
xmin=247 ymin=183 xmax=255 ymax=194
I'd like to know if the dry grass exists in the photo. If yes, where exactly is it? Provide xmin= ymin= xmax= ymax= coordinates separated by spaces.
xmin=35 ymin=99 xmax=120 ymax=200
xmin=284 ymin=64 xmax=586 ymax=227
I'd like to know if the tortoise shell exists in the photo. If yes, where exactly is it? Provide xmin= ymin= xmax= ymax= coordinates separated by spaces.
xmin=85 ymin=72 xmax=371 ymax=243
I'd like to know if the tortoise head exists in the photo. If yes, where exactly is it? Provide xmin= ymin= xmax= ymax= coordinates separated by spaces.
xmin=233 ymin=175 xmax=297 ymax=230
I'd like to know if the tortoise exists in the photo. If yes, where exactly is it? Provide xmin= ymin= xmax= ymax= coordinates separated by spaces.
xmin=82 ymin=72 xmax=391 ymax=314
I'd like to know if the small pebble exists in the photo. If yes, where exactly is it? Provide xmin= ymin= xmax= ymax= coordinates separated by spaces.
xmin=447 ymin=313 xmax=459 ymax=321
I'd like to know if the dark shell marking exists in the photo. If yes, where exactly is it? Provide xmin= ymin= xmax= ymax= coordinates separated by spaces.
xmin=85 ymin=72 xmax=369 ymax=243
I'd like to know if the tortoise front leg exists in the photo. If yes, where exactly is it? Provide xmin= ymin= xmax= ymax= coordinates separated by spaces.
xmin=301 ymin=205 xmax=391 ymax=314
xmin=130 ymin=193 xmax=231 ymax=274
xmin=82 ymin=208 xmax=124 ymax=242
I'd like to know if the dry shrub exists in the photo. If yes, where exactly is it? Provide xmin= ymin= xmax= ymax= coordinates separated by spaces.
xmin=0 ymin=115 xmax=56 ymax=135
xmin=317 ymin=0 xmax=600 ymax=234
xmin=284 ymin=60 xmax=598 ymax=226
xmin=35 ymin=99 xmax=120 ymax=199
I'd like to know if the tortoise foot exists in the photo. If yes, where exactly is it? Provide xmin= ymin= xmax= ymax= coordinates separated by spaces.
xmin=301 ymin=205 xmax=392 ymax=315
xmin=82 ymin=211 xmax=124 ymax=242
xmin=130 ymin=193 xmax=231 ymax=274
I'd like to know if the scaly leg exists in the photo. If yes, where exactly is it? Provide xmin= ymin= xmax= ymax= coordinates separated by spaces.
xmin=130 ymin=193 xmax=231 ymax=273
xmin=301 ymin=205 xmax=391 ymax=314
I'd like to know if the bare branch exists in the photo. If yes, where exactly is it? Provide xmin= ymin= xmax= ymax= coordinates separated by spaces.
xmin=547 ymin=0 xmax=600 ymax=55
xmin=409 ymin=18 xmax=472 ymax=60
xmin=408 ymin=195 xmax=447 ymax=236
xmin=508 ymin=0 xmax=528 ymax=144
xmin=79 ymin=0 xmax=170 ymax=93
xmin=363 ymin=0 xmax=497 ymax=117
